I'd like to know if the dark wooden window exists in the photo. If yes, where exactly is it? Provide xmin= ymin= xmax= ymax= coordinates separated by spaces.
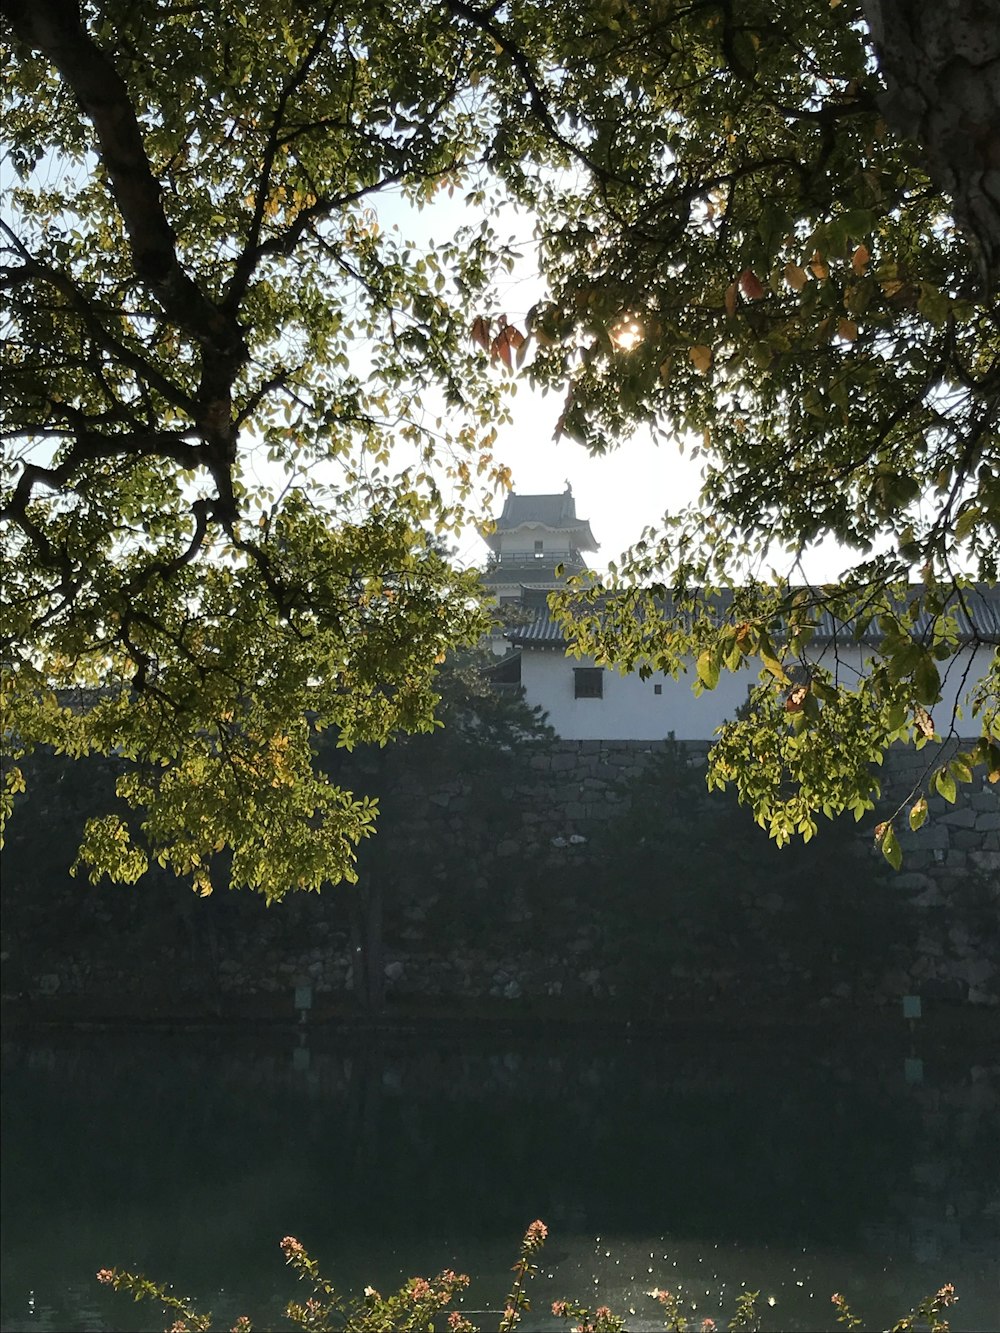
xmin=653 ymin=683 xmax=662 ymax=695
xmin=574 ymin=667 xmax=604 ymax=699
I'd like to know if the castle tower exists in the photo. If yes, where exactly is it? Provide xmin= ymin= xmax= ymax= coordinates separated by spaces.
xmin=480 ymin=482 xmax=599 ymax=605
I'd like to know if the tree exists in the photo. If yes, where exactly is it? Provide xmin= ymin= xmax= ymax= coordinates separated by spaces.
xmin=464 ymin=0 xmax=1000 ymax=856
xmin=2 ymin=0 xmax=517 ymax=896
xmin=3 ymin=2 xmax=998 ymax=887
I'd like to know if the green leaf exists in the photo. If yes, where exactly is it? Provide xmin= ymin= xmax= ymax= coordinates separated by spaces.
xmin=934 ymin=768 xmax=957 ymax=804
xmin=949 ymin=755 xmax=973 ymax=784
xmin=696 ymin=649 xmax=720 ymax=690
xmin=760 ymin=652 xmax=790 ymax=685
xmin=913 ymin=655 xmax=940 ymax=706
xmin=908 ymin=797 xmax=928 ymax=831
xmin=879 ymin=824 xmax=902 ymax=870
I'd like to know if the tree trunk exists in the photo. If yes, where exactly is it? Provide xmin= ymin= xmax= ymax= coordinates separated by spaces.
xmin=863 ymin=0 xmax=1000 ymax=289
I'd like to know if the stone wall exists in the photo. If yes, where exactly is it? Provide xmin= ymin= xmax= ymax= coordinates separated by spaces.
xmin=2 ymin=739 xmax=997 ymax=1015
xmin=875 ymin=743 xmax=1000 ymax=894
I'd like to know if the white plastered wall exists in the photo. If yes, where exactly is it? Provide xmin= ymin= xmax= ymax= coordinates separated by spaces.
xmin=518 ymin=644 xmax=996 ymax=742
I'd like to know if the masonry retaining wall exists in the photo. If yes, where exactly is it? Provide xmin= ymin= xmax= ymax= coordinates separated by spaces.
xmin=2 ymin=740 xmax=997 ymax=1016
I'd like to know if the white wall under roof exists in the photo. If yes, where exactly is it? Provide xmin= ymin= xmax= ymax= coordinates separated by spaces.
xmin=519 ymin=644 xmax=995 ymax=742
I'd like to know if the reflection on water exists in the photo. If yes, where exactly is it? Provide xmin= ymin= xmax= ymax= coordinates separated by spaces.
xmin=1 ymin=1030 xmax=997 ymax=1331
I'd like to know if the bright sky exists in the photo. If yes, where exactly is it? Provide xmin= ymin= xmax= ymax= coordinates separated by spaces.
xmin=383 ymin=191 xmax=856 ymax=585
xmin=452 ymin=388 xmax=706 ymax=575
xmin=12 ymin=149 xmax=857 ymax=588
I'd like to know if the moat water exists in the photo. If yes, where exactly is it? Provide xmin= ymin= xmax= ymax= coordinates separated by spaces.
xmin=1 ymin=1028 xmax=997 ymax=1332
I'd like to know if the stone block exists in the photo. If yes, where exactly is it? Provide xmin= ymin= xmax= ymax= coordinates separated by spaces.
xmin=952 ymin=829 xmax=982 ymax=849
xmin=971 ymin=792 xmax=999 ymax=812
xmin=900 ymin=824 xmax=950 ymax=851
xmin=957 ymin=958 xmax=996 ymax=988
xmin=976 ymin=813 xmax=1000 ymax=832
xmin=941 ymin=808 xmax=977 ymax=829
xmin=970 ymin=850 xmax=1000 ymax=872
xmin=895 ymin=872 xmax=935 ymax=891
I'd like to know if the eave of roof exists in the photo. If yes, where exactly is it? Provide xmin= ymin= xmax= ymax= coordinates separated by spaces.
xmin=507 ymin=585 xmax=1000 ymax=650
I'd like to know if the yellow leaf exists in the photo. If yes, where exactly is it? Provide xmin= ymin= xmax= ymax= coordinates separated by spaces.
xmin=784 ymin=262 xmax=808 ymax=291
xmin=914 ymin=706 xmax=935 ymax=739
xmin=808 ymin=251 xmax=829 ymax=281
xmin=689 ymin=344 xmax=712 ymax=373
xmin=851 ymin=243 xmax=870 ymax=274
xmin=724 ymin=282 xmax=739 ymax=317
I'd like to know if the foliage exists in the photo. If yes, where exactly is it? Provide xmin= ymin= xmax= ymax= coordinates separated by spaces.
xmin=4 ymin=0 xmax=998 ymax=886
xmin=485 ymin=0 xmax=1000 ymax=858
xmin=1 ymin=0 xmax=516 ymax=896
xmin=95 ymin=1224 xmax=960 ymax=1333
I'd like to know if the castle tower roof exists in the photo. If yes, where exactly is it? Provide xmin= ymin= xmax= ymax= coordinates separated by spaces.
xmin=482 ymin=485 xmax=598 ymax=554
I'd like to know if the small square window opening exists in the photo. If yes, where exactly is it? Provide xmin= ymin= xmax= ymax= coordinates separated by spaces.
xmin=574 ymin=668 xmax=604 ymax=699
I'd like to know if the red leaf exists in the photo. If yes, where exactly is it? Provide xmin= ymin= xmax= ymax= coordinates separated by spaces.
xmin=491 ymin=321 xmax=525 ymax=369
xmin=739 ymin=268 xmax=766 ymax=301
xmin=471 ymin=316 xmax=490 ymax=351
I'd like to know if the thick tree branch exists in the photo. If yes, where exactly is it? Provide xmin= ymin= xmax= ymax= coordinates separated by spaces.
xmin=3 ymin=0 xmax=245 ymax=357
xmin=863 ymin=0 xmax=1000 ymax=291
xmin=1 ymin=431 xmax=205 ymax=528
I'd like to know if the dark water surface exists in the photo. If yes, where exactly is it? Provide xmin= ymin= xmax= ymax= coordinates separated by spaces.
xmin=2 ymin=1028 xmax=997 ymax=1331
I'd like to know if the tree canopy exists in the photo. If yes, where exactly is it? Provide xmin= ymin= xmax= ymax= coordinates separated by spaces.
xmin=2 ymin=0 xmax=998 ymax=888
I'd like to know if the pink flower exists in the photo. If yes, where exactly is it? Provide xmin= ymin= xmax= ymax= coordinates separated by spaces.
xmin=552 ymin=1300 xmax=569 ymax=1316
xmin=595 ymin=1306 xmax=612 ymax=1320
xmin=280 ymin=1236 xmax=304 ymax=1256
xmin=96 ymin=1269 xmax=115 ymax=1285
xmin=936 ymin=1284 xmax=957 ymax=1306
xmin=410 ymin=1278 xmax=432 ymax=1301
xmin=700 ymin=1320 xmax=717 ymax=1331
xmin=230 ymin=1319 xmax=252 ymax=1333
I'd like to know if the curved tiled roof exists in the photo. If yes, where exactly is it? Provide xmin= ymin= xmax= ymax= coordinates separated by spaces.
xmin=508 ymin=585 xmax=1000 ymax=649
xmin=483 ymin=490 xmax=599 ymax=552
